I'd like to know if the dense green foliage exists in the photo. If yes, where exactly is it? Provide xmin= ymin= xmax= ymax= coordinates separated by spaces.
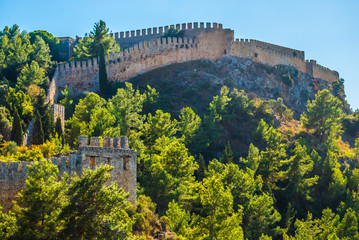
xmin=28 ymin=30 xmax=61 ymax=62
xmin=0 ymin=24 xmax=56 ymax=146
xmin=71 ymin=20 xmax=120 ymax=61
xmin=10 ymin=108 xmax=23 ymax=145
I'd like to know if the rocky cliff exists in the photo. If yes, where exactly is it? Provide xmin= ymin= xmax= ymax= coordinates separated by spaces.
xmin=129 ymin=55 xmax=332 ymax=118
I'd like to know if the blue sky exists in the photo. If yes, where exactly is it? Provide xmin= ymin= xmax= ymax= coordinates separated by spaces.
xmin=1 ymin=0 xmax=358 ymax=110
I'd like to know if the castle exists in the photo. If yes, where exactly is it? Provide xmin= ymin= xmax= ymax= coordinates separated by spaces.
xmin=48 ymin=22 xmax=339 ymax=104
xmin=1 ymin=22 xmax=340 ymax=213
xmin=0 ymin=136 xmax=137 ymax=212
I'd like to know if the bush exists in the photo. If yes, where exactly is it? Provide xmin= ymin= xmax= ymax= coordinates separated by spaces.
xmin=161 ymin=26 xmax=184 ymax=39
xmin=281 ymin=73 xmax=294 ymax=87
xmin=224 ymin=78 xmax=234 ymax=88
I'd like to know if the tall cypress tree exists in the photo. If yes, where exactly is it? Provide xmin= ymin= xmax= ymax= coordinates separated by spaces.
xmin=195 ymin=154 xmax=206 ymax=181
xmin=32 ymin=110 xmax=44 ymax=145
xmin=99 ymin=43 xmax=107 ymax=93
xmin=220 ymin=141 xmax=234 ymax=164
xmin=55 ymin=117 xmax=64 ymax=146
xmin=10 ymin=108 xmax=23 ymax=146
xmin=34 ymin=94 xmax=53 ymax=141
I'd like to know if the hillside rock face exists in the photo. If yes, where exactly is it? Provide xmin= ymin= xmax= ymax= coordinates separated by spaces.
xmin=130 ymin=55 xmax=330 ymax=118
xmin=210 ymin=56 xmax=329 ymax=117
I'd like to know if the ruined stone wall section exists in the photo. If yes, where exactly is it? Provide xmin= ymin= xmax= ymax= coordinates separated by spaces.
xmin=0 ymin=161 xmax=31 ymax=212
xmin=0 ymin=136 xmax=137 ymax=212
xmin=46 ymin=69 xmax=58 ymax=105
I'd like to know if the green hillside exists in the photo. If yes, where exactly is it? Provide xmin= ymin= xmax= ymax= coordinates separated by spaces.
xmin=1 ymin=21 xmax=359 ymax=240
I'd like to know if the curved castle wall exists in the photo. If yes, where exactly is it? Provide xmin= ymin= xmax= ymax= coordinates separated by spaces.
xmin=50 ymin=22 xmax=339 ymax=97
xmin=230 ymin=38 xmax=306 ymax=73
xmin=53 ymin=22 xmax=233 ymax=95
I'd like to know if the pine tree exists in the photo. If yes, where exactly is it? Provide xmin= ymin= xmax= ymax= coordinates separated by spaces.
xmin=11 ymin=160 xmax=66 ymax=239
xmin=10 ymin=108 xmax=23 ymax=146
xmin=195 ymin=154 xmax=206 ymax=181
xmin=32 ymin=110 xmax=44 ymax=145
xmin=301 ymin=89 xmax=343 ymax=140
xmin=220 ymin=141 xmax=234 ymax=164
xmin=34 ymin=93 xmax=53 ymax=141
xmin=284 ymin=143 xmax=318 ymax=218
xmin=337 ymin=208 xmax=359 ymax=239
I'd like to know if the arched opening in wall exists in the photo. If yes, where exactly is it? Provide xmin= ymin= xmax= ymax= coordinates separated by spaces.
xmin=90 ymin=156 xmax=95 ymax=167
xmin=254 ymin=53 xmax=258 ymax=58
xmin=224 ymin=50 xmax=227 ymax=54
xmin=293 ymin=52 xmax=297 ymax=57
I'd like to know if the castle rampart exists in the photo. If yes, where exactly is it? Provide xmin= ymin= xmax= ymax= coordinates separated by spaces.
xmin=0 ymin=136 xmax=137 ymax=213
xmin=230 ymin=39 xmax=307 ymax=73
xmin=112 ymin=22 xmax=226 ymax=49
xmin=52 ymin=22 xmax=339 ymax=96
xmin=306 ymin=59 xmax=339 ymax=84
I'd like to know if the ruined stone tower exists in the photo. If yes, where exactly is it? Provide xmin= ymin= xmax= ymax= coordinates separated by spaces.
xmin=0 ymin=136 xmax=137 ymax=212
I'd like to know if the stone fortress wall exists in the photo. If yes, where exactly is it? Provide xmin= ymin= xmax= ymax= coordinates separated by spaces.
xmin=52 ymin=22 xmax=234 ymax=96
xmin=51 ymin=22 xmax=339 ymax=98
xmin=0 ymin=136 xmax=137 ymax=212
xmin=231 ymin=38 xmax=339 ymax=83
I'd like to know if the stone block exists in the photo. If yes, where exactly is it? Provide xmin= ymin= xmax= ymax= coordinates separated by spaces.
xmin=90 ymin=137 xmax=100 ymax=147
xmin=113 ymin=137 xmax=121 ymax=148
xmin=103 ymin=137 xmax=113 ymax=148
xmin=78 ymin=136 xmax=88 ymax=146
xmin=120 ymin=136 xmax=129 ymax=149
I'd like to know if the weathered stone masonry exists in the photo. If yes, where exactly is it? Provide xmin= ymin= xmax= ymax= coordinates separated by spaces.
xmin=49 ymin=22 xmax=339 ymax=102
xmin=0 ymin=136 xmax=137 ymax=212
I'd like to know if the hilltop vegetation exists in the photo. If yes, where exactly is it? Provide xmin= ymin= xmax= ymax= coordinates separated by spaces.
xmin=1 ymin=21 xmax=359 ymax=239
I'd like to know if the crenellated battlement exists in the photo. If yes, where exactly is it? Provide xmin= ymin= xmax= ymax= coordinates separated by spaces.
xmin=306 ymin=60 xmax=338 ymax=75
xmin=52 ymin=22 xmax=339 ymax=96
xmin=0 ymin=136 xmax=137 ymax=213
xmin=55 ymin=35 xmax=204 ymax=92
xmin=233 ymin=38 xmax=304 ymax=60
xmin=0 ymin=161 xmax=30 ymax=177
xmin=111 ymin=22 xmax=225 ymax=49
xmin=305 ymin=59 xmax=339 ymax=83
xmin=112 ymin=22 xmax=223 ymax=40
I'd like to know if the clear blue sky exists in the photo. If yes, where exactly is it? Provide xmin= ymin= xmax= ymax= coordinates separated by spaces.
xmin=1 ymin=0 xmax=358 ymax=110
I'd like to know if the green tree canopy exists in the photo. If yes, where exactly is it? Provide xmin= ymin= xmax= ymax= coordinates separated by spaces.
xmin=29 ymin=30 xmax=61 ymax=61
xmin=71 ymin=20 xmax=120 ymax=61
xmin=16 ymin=61 xmax=46 ymax=91
xmin=301 ymin=89 xmax=343 ymax=140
